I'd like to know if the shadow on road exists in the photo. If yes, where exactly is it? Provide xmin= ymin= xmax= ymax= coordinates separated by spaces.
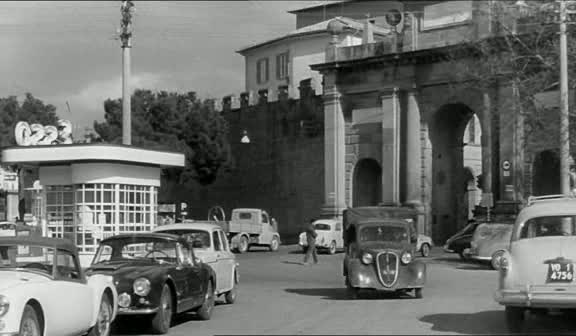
xmin=282 ymin=260 xmax=305 ymax=265
xmin=420 ymin=310 xmax=576 ymax=335
xmin=112 ymin=301 xmax=230 ymax=335
xmin=284 ymin=287 xmax=420 ymax=301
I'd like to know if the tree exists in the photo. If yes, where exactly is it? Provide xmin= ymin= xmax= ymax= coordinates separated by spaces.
xmin=444 ymin=1 xmax=576 ymax=151
xmin=0 ymin=93 xmax=60 ymax=220
xmin=0 ymin=93 xmax=60 ymax=151
xmin=93 ymin=89 xmax=232 ymax=186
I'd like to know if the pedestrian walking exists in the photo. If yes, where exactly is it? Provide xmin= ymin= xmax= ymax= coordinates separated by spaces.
xmin=303 ymin=218 xmax=318 ymax=265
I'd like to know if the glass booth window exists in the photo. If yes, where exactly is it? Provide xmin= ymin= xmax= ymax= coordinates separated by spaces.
xmin=45 ymin=183 xmax=158 ymax=253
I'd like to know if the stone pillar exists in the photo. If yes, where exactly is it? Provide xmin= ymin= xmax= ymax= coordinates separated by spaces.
xmin=380 ymin=88 xmax=400 ymax=206
xmin=321 ymin=72 xmax=347 ymax=218
xmin=405 ymin=90 xmax=423 ymax=207
xmin=481 ymin=91 xmax=493 ymax=196
xmin=405 ymin=89 xmax=425 ymax=233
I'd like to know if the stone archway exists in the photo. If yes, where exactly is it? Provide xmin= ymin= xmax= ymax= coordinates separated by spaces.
xmin=352 ymin=158 xmax=382 ymax=207
xmin=532 ymin=150 xmax=560 ymax=196
xmin=429 ymin=103 xmax=479 ymax=243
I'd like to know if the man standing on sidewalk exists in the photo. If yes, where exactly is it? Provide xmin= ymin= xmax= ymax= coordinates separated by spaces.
xmin=303 ymin=218 xmax=318 ymax=265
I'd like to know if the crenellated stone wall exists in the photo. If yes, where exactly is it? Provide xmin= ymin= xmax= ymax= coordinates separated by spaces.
xmin=161 ymin=80 xmax=325 ymax=243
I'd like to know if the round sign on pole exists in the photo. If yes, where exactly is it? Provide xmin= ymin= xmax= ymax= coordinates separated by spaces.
xmin=502 ymin=160 xmax=511 ymax=171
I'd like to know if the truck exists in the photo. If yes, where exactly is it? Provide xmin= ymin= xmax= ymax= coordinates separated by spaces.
xmin=204 ymin=206 xmax=281 ymax=253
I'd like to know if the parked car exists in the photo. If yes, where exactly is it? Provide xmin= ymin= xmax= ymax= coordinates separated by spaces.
xmin=204 ymin=206 xmax=281 ymax=253
xmin=298 ymin=218 xmax=344 ymax=254
xmin=342 ymin=206 xmax=426 ymax=299
xmin=87 ymin=232 xmax=217 ymax=335
xmin=0 ymin=236 xmax=118 ymax=336
xmin=153 ymin=222 xmax=239 ymax=304
xmin=408 ymin=220 xmax=433 ymax=257
xmin=464 ymin=222 xmax=513 ymax=269
xmin=495 ymin=194 xmax=576 ymax=333
xmin=443 ymin=220 xmax=480 ymax=259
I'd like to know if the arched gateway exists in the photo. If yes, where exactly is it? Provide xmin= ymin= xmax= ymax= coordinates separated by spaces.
xmin=312 ymin=21 xmax=525 ymax=245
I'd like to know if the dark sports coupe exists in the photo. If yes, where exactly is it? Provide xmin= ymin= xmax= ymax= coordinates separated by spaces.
xmin=86 ymin=232 xmax=216 ymax=335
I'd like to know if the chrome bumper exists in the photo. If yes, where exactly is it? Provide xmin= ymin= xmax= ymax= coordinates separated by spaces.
xmin=495 ymin=288 xmax=576 ymax=308
xmin=117 ymin=306 xmax=159 ymax=315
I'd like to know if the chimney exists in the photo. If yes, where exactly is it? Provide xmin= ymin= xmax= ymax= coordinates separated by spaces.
xmin=362 ymin=15 xmax=374 ymax=44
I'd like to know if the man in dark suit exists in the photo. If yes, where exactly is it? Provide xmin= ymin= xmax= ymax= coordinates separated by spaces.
xmin=303 ymin=218 xmax=318 ymax=265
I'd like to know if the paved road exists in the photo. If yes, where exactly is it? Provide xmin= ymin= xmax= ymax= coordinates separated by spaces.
xmin=113 ymin=246 xmax=576 ymax=335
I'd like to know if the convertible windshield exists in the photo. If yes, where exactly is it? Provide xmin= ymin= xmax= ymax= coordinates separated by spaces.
xmin=314 ymin=223 xmax=331 ymax=231
xmin=0 ymin=244 xmax=56 ymax=276
xmin=518 ymin=216 xmax=576 ymax=240
xmin=156 ymin=229 xmax=211 ymax=249
xmin=359 ymin=225 xmax=408 ymax=243
xmin=93 ymin=237 xmax=179 ymax=264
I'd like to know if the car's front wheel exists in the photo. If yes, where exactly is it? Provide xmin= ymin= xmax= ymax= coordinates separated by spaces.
xmin=505 ymin=306 xmax=525 ymax=333
xmin=88 ymin=294 xmax=113 ymax=336
xmin=197 ymin=280 xmax=215 ymax=320
xmin=328 ymin=241 xmax=337 ymax=255
xmin=151 ymin=284 xmax=173 ymax=334
xmin=224 ymin=272 xmax=238 ymax=304
xmin=269 ymin=236 xmax=279 ymax=252
xmin=19 ymin=304 xmax=41 ymax=336
xmin=491 ymin=250 xmax=506 ymax=270
xmin=237 ymin=236 xmax=249 ymax=254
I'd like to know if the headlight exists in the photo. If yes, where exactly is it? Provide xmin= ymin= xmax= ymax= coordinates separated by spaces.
xmin=500 ymin=257 xmax=509 ymax=271
xmin=361 ymin=253 xmax=373 ymax=264
xmin=118 ymin=293 xmax=131 ymax=308
xmin=401 ymin=251 xmax=412 ymax=264
xmin=133 ymin=278 xmax=151 ymax=296
xmin=0 ymin=296 xmax=9 ymax=317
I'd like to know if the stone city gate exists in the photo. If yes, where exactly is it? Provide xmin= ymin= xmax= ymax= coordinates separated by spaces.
xmin=312 ymin=44 xmax=525 ymax=245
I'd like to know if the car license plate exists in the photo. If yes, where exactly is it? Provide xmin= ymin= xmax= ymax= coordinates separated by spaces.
xmin=547 ymin=262 xmax=574 ymax=283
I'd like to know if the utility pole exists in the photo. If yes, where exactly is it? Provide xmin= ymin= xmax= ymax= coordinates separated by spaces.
xmin=559 ymin=0 xmax=571 ymax=195
xmin=120 ymin=0 xmax=134 ymax=145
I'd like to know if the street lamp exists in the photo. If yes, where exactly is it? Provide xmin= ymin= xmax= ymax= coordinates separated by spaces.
xmin=240 ymin=130 xmax=250 ymax=144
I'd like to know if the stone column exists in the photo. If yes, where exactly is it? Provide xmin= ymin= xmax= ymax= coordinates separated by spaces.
xmin=380 ymin=88 xmax=400 ymax=206
xmin=480 ymin=91 xmax=493 ymax=206
xmin=321 ymin=71 xmax=347 ymax=218
xmin=405 ymin=89 xmax=423 ymax=207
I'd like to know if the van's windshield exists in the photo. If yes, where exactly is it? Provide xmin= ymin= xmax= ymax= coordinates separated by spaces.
xmin=359 ymin=225 xmax=408 ymax=243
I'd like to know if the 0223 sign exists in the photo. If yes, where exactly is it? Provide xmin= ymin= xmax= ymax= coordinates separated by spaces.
xmin=547 ymin=262 xmax=574 ymax=283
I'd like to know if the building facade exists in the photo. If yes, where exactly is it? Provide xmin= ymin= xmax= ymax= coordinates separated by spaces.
xmin=311 ymin=0 xmax=526 ymax=243
xmin=237 ymin=17 xmax=390 ymax=100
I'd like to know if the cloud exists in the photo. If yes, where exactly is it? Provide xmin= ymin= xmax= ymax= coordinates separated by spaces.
xmin=48 ymin=72 xmax=173 ymax=131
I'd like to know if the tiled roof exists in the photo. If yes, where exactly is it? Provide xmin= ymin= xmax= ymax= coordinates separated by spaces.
xmin=237 ymin=16 xmax=390 ymax=54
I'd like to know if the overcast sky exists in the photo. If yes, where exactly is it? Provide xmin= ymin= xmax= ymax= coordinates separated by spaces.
xmin=0 ymin=1 xmax=319 ymax=133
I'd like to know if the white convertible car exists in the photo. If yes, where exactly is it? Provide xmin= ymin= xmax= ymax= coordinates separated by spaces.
xmin=0 ymin=236 xmax=118 ymax=336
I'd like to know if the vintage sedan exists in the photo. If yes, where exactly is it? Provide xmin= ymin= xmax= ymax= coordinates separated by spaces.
xmin=0 ymin=236 xmax=117 ymax=336
xmin=87 ymin=233 xmax=216 ymax=335
xmin=464 ymin=223 xmax=513 ymax=269
xmin=153 ymin=222 xmax=239 ymax=304
xmin=495 ymin=194 xmax=576 ymax=333
xmin=298 ymin=218 xmax=344 ymax=255
xmin=443 ymin=220 xmax=480 ymax=259
xmin=342 ymin=206 xmax=426 ymax=299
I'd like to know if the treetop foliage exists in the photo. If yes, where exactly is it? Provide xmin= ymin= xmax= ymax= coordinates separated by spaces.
xmin=0 ymin=93 xmax=60 ymax=152
xmin=93 ymin=89 xmax=232 ymax=186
